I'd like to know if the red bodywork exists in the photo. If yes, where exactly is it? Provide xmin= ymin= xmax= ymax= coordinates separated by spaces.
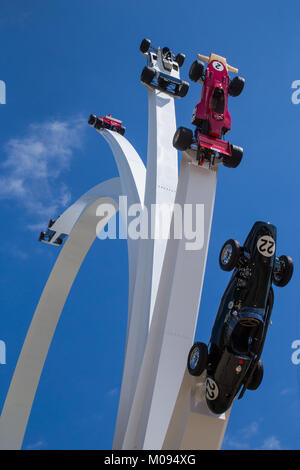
xmin=99 ymin=114 xmax=123 ymax=129
xmin=192 ymin=59 xmax=231 ymax=139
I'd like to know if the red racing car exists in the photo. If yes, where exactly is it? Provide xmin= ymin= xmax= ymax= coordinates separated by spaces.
xmin=88 ymin=113 xmax=125 ymax=136
xmin=173 ymin=52 xmax=245 ymax=168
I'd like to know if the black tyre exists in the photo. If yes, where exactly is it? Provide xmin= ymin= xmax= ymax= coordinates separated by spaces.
xmin=141 ymin=66 xmax=155 ymax=85
xmin=187 ymin=342 xmax=208 ymax=376
xmin=273 ymin=255 xmax=294 ymax=287
xmin=175 ymin=53 xmax=185 ymax=67
xmin=222 ymin=145 xmax=243 ymax=168
xmin=88 ymin=114 xmax=96 ymax=126
xmin=219 ymin=239 xmax=241 ymax=271
xmin=140 ymin=38 xmax=151 ymax=54
xmin=246 ymin=360 xmax=264 ymax=390
xmin=173 ymin=126 xmax=193 ymax=150
xmin=228 ymin=76 xmax=245 ymax=97
xmin=176 ymin=80 xmax=189 ymax=98
xmin=39 ymin=232 xmax=45 ymax=242
xmin=189 ymin=60 xmax=205 ymax=82
xmin=48 ymin=219 xmax=55 ymax=228
xmin=56 ymin=237 xmax=63 ymax=245
xmin=95 ymin=118 xmax=103 ymax=130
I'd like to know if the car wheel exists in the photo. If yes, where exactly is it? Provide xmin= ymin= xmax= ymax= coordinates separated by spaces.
xmin=140 ymin=38 xmax=151 ymax=54
xmin=223 ymin=145 xmax=243 ymax=168
xmin=176 ymin=81 xmax=189 ymax=98
xmin=39 ymin=232 xmax=45 ymax=242
xmin=88 ymin=114 xmax=96 ymax=126
xmin=219 ymin=239 xmax=241 ymax=271
xmin=119 ymin=126 xmax=126 ymax=136
xmin=175 ymin=53 xmax=185 ymax=67
xmin=189 ymin=60 xmax=205 ymax=82
xmin=228 ymin=76 xmax=245 ymax=97
xmin=246 ymin=360 xmax=264 ymax=390
xmin=173 ymin=126 xmax=193 ymax=150
xmin=95 ymin=118 xmax=103 ymax=130
xmin=187 ymin=342 xmax=208 ymax=376
xmin=273 ymin=255 xmax=294 ymax=287
xmin=48 ymin=219 xmax=55 ymax=228
xmin=141 ymin=66 xmax=155 ymax=85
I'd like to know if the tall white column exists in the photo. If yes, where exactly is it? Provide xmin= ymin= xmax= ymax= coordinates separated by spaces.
xmin=123 ymin=153 xmax=221 ymax=450
xmin=113 ymin=89 xmax=178 ymax=449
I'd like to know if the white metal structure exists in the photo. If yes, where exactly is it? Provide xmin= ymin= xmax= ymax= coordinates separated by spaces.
xmin=0 ymin=131 xmax=146 ymax=450
xmin=0 ymin=44 xmax=232 ymax=451
xmin=113 ymin=88 xmax=178 ymax=450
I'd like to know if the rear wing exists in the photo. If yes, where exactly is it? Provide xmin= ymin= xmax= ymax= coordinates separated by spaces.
xmin=197 ymin=52 xmax=238 ymax=74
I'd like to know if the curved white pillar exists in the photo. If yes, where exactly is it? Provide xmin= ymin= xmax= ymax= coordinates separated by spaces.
xmin=123 ymin=154 xmax=228 ymax=450
xmin=99 ymin=129 xmax=146 ymax=322
xmin=0 ymin=128 xmax=146 ymax=450
xmin=0 ymin=190 xmax=119 ymax=450
xmin=113 ymin=89 xmax=178 ymax=450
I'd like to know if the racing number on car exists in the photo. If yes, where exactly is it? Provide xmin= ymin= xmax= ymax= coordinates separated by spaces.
xmin=257 ymin=236 xmax=276 ymax=257
xmin=212 ymin=61 xmax=224 ymax=72
xmin=206 ymin=377 xmax=219 ymax=401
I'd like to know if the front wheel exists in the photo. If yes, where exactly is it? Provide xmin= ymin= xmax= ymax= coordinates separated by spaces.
xmin=219 ymin=239 xmax=241 ymax=271
xmin=187 ymin=342 xmax=208 ymax=376
xmin=189 ymin=60 xmax=205 ymax=82
xmin=175 ymin=53 xmax=185 ymax=68
xmin=176 ymin=81 xmax=189 ymax=98
xmin=88 ymin=114 xmax=96 ymax=126
xmin=140 ymin=38 xmax=151 ymax=54
xmin=141 ymin=66 xmax=155 ymax=85
xmin=273 ymin=255 xmax=294 ymax=287
xmin=228 ymin=76 xmax=245 ymax=97
xmin=173 ymin=126 xmax=193 ymax=150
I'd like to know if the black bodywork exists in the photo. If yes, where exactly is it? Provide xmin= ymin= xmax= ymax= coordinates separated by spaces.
xmin=190 ymin=221 xmax=293 ymax=414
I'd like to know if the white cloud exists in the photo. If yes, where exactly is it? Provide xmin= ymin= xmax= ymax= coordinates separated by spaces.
xmin=0 ymin=117 xmax=85 ymax=229
xmin=260 ymin=436 xmax=281 ymax=450
xmin=24 ymin=439 xmax=45 ymax=450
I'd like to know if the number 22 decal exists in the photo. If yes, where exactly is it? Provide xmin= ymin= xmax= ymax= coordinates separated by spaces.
xmin=257 ymin=236 xmax=276 ymax=257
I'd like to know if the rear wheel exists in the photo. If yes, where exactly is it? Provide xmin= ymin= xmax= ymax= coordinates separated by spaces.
xmin=223 ymin=145 xmax=243 ymax=168
xmin=140 ymin=38 xmax=151 ymax=54
xmin=189 ymin=60 xmax=205 ymax=82
xmin=246 ymin=360 xmax=264 ymax=390
xmin=228 ymin=76 xmax=245 ymax=97
xmin=219 ymin=239 xmax=241 ymax=271
xmin=173 ymin=126 xmax=193 ymax=150
xmin=273 ymin=255 xmax=294 ymax=287
xmin=175 ymin=53 xmax=185 ymax=67
xmin=187 ymin=342 xmax=208 ymax=376
xmin=119 ymin=126 xmax=125 ymax=136
xmin=141 ymin=66 xmax=155 ymax=85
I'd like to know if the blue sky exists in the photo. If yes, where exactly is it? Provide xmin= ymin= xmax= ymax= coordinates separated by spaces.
xmin=0 ymin=0 xmax=299 ymax=450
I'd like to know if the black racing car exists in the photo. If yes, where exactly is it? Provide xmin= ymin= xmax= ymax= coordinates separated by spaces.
xmin=139 ymin=38 xmax=189 ymax=98
xmin=187 ymin=221 xmax=293 ymax=414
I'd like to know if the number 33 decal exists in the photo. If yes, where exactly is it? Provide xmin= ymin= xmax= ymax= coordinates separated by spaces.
xmin=257 ymin=236 xmax=276 ymax=257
